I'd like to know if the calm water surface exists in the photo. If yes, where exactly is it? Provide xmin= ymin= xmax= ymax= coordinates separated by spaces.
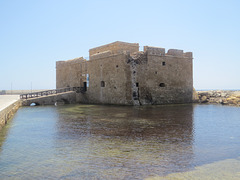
xmin=0 ymin=104 xmax=240 ymax=179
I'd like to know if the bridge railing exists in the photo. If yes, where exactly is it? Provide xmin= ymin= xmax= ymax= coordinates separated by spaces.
xmin=20 ymin=87 xmax=85 ymax=99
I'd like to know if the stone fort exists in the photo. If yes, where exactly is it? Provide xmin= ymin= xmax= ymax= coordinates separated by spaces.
xmin=56 ymin=41 xmax=193 ymax=105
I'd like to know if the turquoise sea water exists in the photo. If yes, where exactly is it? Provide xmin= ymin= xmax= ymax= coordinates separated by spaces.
xmin=0 ymin=104 xmax=239 ymax=179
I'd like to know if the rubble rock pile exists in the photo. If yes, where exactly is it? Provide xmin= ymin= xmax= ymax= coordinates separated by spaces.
xmin=196 ymin=90 xmax=240 ymax=106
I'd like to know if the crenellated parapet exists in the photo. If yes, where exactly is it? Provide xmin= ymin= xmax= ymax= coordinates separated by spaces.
xmin=143 ymin=46 xmax=192 ymax=58
xmin=167 ymin=49 xmax=192 ymax=58
xmin=88 ymin=41 xmax=193 ymax=60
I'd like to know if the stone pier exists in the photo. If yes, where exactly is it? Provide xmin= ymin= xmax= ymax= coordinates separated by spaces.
xmin=0 ymin=95 xmax=21 ymax=131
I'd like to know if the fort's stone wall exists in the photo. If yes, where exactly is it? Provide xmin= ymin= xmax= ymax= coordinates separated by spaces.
xmin=87 ymin=52 xmax=132 ymax=105
xmin=126 ymin=46 xmax=193 ymax=105
xmin=56 ymin=57 xmax=87 ymax=89
xmin=56 ymin=41 xmax=193 ymax=105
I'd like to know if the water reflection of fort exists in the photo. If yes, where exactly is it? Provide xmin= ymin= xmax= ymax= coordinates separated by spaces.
xmin=56 ymin=104 xmax=194 ymax=178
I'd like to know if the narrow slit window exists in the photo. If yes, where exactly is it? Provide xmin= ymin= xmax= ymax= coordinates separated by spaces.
xmin=83 ymin=82 xmax=87 ymax=91
xmin=136 ymin=83 xmax=139 ymax=87
xmin=159 ymin=83 xmax=165 ymax=87
xmin=101 ymin=81 xmax=105 ymax=87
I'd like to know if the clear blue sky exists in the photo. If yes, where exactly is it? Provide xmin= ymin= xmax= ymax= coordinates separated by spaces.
xmin=0 ymin=0 xmax=239 ymax=90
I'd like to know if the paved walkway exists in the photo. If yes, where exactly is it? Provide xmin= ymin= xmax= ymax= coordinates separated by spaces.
xmin=0 ymin=95 xmax=20 ymax=111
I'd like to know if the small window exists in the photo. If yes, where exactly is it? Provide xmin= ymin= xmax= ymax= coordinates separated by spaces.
xmin=101 ymin=81 xmax=105 ymax=87
xmin=133 ymin=91 xmax=138 ymax=99
xmin=83 ymin=82 xmax=87 ymax=91
xmin=159 ymin=83 xmax=165 ymax=87
xmin=116 ymin=65 xmax=118 ymax=68
xmin=136 ymin=83 xmax=139 ymax=87
xmin=162 ymin=62 xmax=166 ymax=66
xmin=86 ymin=74 xmax=89 ymax=87
xmin=155 ymin=71 xmax=158 ymax=74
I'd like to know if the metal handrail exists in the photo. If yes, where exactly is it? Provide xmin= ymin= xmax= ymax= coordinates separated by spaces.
xmin=20 ymin=87 xmax=85 ymax=99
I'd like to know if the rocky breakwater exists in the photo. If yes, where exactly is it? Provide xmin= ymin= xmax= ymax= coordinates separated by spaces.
xmin=197 ymin=90 xmax=240 ymax=106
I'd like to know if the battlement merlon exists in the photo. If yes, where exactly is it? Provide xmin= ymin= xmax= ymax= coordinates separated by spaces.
xmin=167 ymin=49 xmax=193 ymax=58
xmin=144 ymin=46 xmax=166 ymax=56
xmin=89 ymin=41 xmax=139 ymax=57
